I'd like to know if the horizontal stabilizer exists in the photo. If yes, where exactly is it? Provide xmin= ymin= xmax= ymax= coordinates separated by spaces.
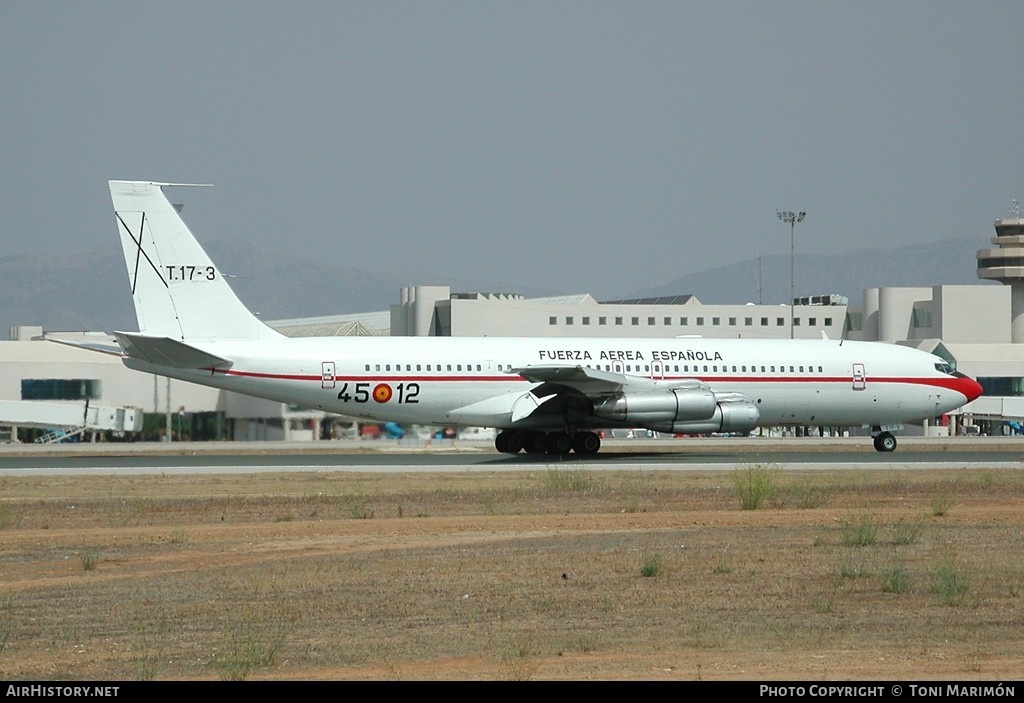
xmin=46 ymin=334 xmax=124 ymax=357
xmin=113 ymin=332 xmax=232 ymax=369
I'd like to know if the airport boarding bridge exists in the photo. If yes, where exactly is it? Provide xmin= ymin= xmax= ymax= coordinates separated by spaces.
xmin=0 ymin=400 xmax=143 ymax=444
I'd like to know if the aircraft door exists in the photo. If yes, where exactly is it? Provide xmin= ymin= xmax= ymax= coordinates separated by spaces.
xmin=321 ymin=361 xmax=336 ymax=389
xmin=852 ymin=363 xmax=866 ymax=391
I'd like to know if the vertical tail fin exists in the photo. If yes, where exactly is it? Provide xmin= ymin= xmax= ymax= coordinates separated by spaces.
xmin=109 ymin=180 xmax=283 ymax=342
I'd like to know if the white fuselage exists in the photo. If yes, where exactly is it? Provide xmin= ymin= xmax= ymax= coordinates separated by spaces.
xmin=121 ymin=335 xmax=976 ymax=431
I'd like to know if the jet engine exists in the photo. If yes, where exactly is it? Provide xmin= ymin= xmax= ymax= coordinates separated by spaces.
xmin=648 ymin=393 xmax=760 ymax=434
xmin=592 ymin=387 xmax=718 ymax=425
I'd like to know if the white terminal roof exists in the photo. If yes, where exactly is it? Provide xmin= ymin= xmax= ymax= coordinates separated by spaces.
xmin=268 ymin=310 xmax=391 ymax=337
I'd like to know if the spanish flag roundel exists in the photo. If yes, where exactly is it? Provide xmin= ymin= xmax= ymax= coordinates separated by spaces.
xmin=372 ymin=383 xmax=393 ymax=403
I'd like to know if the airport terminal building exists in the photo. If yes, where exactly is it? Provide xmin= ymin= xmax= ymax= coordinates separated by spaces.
xmin=2 ymin=208 xmax=1022 ymax=442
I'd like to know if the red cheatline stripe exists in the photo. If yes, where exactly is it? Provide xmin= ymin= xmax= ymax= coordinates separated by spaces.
xmin=209 ymin=368 xmax=969 ymax=392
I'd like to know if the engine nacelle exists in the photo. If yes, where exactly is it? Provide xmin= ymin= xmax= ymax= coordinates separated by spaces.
xmin=648 ymin=398 xmax=760 ymax=435
xmin=592 ymin=388 xmax=717 ymax=425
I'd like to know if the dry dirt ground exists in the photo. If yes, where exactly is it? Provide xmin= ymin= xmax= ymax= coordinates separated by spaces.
xmin=1 ymin=462 xmax=1023 ymax=681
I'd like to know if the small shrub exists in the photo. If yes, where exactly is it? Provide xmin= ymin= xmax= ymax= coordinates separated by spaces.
xmin=81 ymin=547 xmax=100 ymax=571
xmin=347 ymin=496 xmax=374 ymax=519
xmin=931 ymin=492 xmax=955 ymax=517
xmin=500 ymin=634 xmax=539 ymax=681
xmin=213 ymin=608 xmax=295 ymax=681
xmin=640 ymin=553 xmax=662 ymax=577
xmin=734 ymin=464 xmax=779 ymax=510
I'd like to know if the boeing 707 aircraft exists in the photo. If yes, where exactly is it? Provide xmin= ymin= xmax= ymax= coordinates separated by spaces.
xmin=103 ymin=181 xmax=982 ymax=454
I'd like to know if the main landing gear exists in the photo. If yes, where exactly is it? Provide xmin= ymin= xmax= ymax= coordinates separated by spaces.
xmin=872 ymin=431 xmax=897 ymax=452
xmin=494 ymin=430 xmax=602 ymax=455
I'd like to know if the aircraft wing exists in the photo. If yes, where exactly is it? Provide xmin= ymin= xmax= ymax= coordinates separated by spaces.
xmin=511 ymin=364 xmax=707 ymax=394
xmin=513 ymin=364 xmax=649 ymax=390
xmin=491 ymin=363 xmax=749 ymax=434
xmin=113 ymin=332 xmax=233 ymax=369
xmin=505 ymin=364 xmax=715 ymax=422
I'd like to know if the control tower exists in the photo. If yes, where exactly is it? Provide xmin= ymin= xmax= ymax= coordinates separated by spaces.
xmin=978 ymin=200 xmax=1024 ymax=342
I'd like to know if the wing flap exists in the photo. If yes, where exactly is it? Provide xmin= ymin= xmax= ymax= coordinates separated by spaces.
xmin=113 ymin=331 xmax=232 ymax=369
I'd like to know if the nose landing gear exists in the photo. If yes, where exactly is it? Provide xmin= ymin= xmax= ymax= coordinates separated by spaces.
xmin=872 ymin=431 xmax=897 ymax=452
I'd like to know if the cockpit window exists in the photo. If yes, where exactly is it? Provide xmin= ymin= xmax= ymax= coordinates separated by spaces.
xmin=935 ymin=361 xmax=956 ymax=375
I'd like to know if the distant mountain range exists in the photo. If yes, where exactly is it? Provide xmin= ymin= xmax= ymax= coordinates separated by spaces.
xmin=2 ymin=235 xmax=991 ymax=335
xmin=622 ymin=236 xmax=991 ymax=306
xmin=0 ymin=238 xmax=559 ymax=334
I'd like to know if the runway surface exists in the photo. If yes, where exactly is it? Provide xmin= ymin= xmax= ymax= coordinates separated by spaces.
xmin=1 ymin=436 xmax=1023 ymax=475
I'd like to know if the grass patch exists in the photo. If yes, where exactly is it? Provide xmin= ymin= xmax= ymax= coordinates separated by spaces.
xmin=106 ymin=497 xmax=151 ymax=527
xmin=81 ymin=546 xmax=100 ymax=571
xmin=930 ymin=555 xmax=971 ymax=605
xmin=836 ymin=559 xmax=873 ymax=580
xmin=0 ymin=597 xmax=13 ymax=657
xmin=811 ymin=592 xmax=837 ymax=614
xmin=889 ymin=517 xmax=923 ymax=545
xmin=130 ymin=600 xmax=169 ymax=680
xmin=619 ymin=474 xmax=652 ymax=513
xmin=640 ymin=552 xmax=663 ymax=577
xmin=213 ymin=606 xmax=296 ymax=681
xmin=840 ymin=515 xmax=878 ymax=547
xmin=541 ymin=468 xmax=594 ymax=493
xmin=785 ymin=480 xmax=835 ymax=509
xmin=621 ymin=495 xmax=643 ymax=513
xmin=881 ymin=566 xmax=912 ymax=593
xmin=346 ymin=495 xmax=375 ymax=519
xmin=712 ymin=557 xmax=733 ymax=574
xmin=499 ymin=634 xmax=540 ymax=681
xmin=930 ymin=491 xmax=956 ymax=516
xmin=733 ymin=463 xmax=779 ymax=510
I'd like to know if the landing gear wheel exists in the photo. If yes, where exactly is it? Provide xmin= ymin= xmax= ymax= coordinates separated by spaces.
xmin=571 ymin=431 xmax=601 ymax=455
xmin=523 ymin=432 xmax=549 ymax=454
xmin=495 ymin=430 xmax=523 ymax=454
xmin=873 ymin=432 xmax=897 ymax=452
xmin=547 ymin=432 xmax=572 ymax=455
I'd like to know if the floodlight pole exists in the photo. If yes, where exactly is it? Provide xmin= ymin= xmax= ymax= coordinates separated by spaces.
xmin=777 ymin=210 xmax=807 ymax=339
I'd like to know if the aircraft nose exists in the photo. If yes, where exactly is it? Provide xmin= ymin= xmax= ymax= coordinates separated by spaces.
xmin=954 ymin=373 xmax=984 ymax=402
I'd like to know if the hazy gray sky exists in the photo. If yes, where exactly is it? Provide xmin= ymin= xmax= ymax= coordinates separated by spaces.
xmin=2 ymin=1 xmax=1021 ymax=298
